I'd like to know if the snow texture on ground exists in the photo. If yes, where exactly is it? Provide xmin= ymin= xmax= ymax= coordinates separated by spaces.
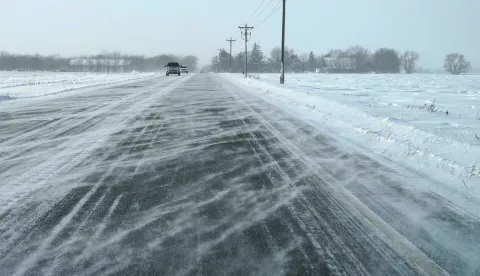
xmin=1 ymin=74 xmax=479 ymax=275
xmin=0 ymin=71 xmax=156 ymax=99
xmin=0 ymin=75 xmax=430 ymax=275
xmin=223 ymin=73 xmax=480 ymax=211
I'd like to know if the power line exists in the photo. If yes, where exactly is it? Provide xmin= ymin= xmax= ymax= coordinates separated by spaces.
xmin=255 ymin=0 xmax=282 ymax=28
xmin=246 ymin=0 xmax=267 ymax=23
xmin=251 ymin=0 xmax=277 ymax=24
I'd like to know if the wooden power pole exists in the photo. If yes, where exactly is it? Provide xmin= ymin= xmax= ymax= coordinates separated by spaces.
xmin=217 ymin=48 xmax=223 ymax=72
xmin=226 ymin=38 xmax=236 ymax=73
xmin=280 ymin=0 xmax=286 ymax=84
xmin=239 ymin=24 xmax=254 ymax=78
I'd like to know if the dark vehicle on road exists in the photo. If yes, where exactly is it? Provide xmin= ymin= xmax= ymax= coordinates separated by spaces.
xmin=165 ymin=62 xmax=180 ymax=76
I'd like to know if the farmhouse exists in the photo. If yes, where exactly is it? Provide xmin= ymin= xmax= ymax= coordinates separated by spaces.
xmin=324 ymin=58 xmax=357 ymax=73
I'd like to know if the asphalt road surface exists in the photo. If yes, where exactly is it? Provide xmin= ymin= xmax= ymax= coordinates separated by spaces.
xmin=0 ymin=74 xmax=479 ymax=276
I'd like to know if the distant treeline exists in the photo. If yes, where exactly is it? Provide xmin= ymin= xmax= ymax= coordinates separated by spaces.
xmin=211 ymin=44 xmax=471 ymax=75
xmin=0 ymin=51 xmax=199 ymax=72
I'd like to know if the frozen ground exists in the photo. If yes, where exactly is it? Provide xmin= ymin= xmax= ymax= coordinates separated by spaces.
xmin=1 ymin=74 xmax=479 ymax=275
xmin=224 ymin=73 xmax=480 ymax=209
xmin=0 ymin=71 xmax=156 ymax=99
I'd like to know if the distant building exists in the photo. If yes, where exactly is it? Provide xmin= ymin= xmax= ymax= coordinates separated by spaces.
xmin=324 ymin=58 xmax=356 ymax=73
xmin=69 ymin=59 xmax=131 ymax=73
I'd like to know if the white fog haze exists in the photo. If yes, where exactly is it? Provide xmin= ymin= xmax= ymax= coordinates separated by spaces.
xmin=1 ymin=0 xmax=479 ymax=68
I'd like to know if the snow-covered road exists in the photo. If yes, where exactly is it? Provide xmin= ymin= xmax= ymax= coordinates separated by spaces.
xmin=0 ymin=74 xmax=478 ymax=275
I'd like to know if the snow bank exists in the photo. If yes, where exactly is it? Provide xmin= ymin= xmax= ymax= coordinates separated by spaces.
xmin=223 ymin=73 xmax=480 ymax=200
xmin=0 ymin=71 xmax=156 ymax=99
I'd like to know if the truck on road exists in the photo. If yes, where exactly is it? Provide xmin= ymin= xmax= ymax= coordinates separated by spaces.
xmin=165 ymin=62 xmax=181 ymax=76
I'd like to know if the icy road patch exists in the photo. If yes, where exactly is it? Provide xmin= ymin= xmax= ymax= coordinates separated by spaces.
xmin=0 ymin=71 xmax=156 ymax=99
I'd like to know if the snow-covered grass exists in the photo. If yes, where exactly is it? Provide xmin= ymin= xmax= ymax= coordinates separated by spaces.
xmin=0 ymin=71 xmax=156 ymax=99
xmin=223 ymin=73 xmax=480 ymax=202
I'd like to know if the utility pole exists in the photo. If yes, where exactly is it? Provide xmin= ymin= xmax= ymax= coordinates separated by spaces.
xmin=280 ymin=0 xmax=286 ymax=84
xmin=212 ymin=56 xmax=218 ymax=73
xmin=226 ymin=38 xmax=236 ymax=72
xmin=239 ymin=24 xmax=254 ymax=78
xmin=217 ymin=48 xmax=223 ymax=73
xmin=211 ymin=57 xmax=214 ymax=72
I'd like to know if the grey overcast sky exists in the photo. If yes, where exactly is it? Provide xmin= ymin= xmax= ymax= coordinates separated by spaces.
xmin=1 ymin=0 xmax=479 ymax=68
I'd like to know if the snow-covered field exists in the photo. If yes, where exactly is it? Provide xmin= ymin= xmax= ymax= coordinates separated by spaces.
xmin=223 ymin=73 xmax=480 ymax=209
xmin=0 ymin=71 xmax=156 ymax=100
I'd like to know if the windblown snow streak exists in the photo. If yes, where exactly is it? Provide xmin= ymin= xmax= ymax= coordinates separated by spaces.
xmin=0 ymin=71 xmax=156 ymax=99
xmin=225 ymin=73 xmax=480 ymax=203
xmin=0 ymin=74 xmax=476 ymax=275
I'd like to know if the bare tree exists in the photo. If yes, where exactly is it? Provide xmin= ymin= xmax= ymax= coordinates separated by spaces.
xmin=111 ymin=52 xmax=122 ymax=73
xmin=444 ymin=53 xmax=471 ymax=75
xmin=88 ymin=58 xmax=95 ymax=72
xmin=325 ymin=49 xmax=348 ymax=58
xmin=347 ymin=45 xmax=371 ymax=73
xmin=400 ymin=51 xmax=419 ymax=74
